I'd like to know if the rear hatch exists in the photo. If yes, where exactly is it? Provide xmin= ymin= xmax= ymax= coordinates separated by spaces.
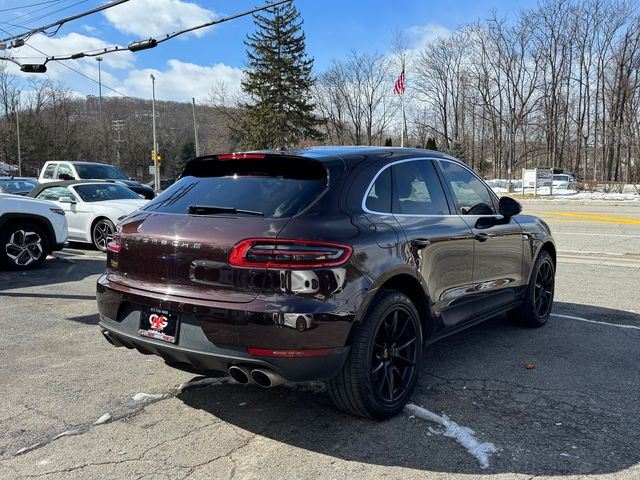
xmin=106 ymin=153 xmax=328 ymax=303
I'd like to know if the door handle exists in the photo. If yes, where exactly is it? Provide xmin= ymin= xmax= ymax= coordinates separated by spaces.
xmin=474 ymin=233 xmax=490 ymax=242
xmin=410 ymin=238 xmax=431 ymax=248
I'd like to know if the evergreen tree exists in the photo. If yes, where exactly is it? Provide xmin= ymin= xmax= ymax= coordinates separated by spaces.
xmin=384 ymin=137 xmax=393 ymax=147
xmin=425 ymin=137 xmax=438 ymax=151
xmin=239 ymin=3 xmax=321 ymax=149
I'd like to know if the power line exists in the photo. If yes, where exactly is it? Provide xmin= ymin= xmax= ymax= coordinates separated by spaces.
xmin=25 ymin=43 xmax=130 ymax=98
xmin=0 ymin=0 xmax=64 ymax=14
xmin=2 ymin=0 xmax=90 ymax=32
xmin=38 ymin=0 xmax=292 ymax=63
xmin=1 ymin=0 xmax=128 ymax=45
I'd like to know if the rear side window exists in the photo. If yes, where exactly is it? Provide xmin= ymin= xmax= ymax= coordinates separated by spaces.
xmin=42 ymin=164 xmax=56 ymax=179
xmin=143 ymin=156 xmax=328 ymax=219
xmin=391 ymin=161 xmax=449 ymax=215
xmin=365 ymin=168 xmax=391 ymax=213
xmin=36 ymin=186 xmax=75 ymax=201
xmin=57 ymin=164 xmax=74 ymax=179
xmin=75 ymin=164 xmax=128 ymax=180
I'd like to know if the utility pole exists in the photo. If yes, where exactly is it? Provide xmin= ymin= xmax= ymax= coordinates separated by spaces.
xmin=96 ymin=57 xmax=103 ymax=124
xmin=15 ymin=91 xmax=21 ymax=177
xmin=192 ymin=97 xmax=200 ymax=156
xmin=150 ymin=74 xmax=159 ymax=191
xmin=112 ymin=119 xmax=124 ymax=168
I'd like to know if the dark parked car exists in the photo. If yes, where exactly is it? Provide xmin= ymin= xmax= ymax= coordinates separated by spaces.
xmin=97 ymin=147 xmax=556 ymax=419
xmin=146 ymin=178 xmax=176 ymax=192
xmin=38 ymin=161 xmax=155 ymax=199
xmin=0 ymin=177 xmax=39 ymax=195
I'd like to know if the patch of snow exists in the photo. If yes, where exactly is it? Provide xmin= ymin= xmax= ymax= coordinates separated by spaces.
xmin=94 ymin=413 xmax=112 ymax=425
xmin=15 ymin=443 xmax=41 ymax=455
xmin=404 ymin=403 xmax=498 ymax=469
xmin=239 ymin=402 xmax=247 ymax=406
xmin=37 ymin=459 xmax=49 ymax=465
xmin=177 ymin=376 xmax=234 ymax=392
xmin=131 ymin=392 xmax=166 ymax=403
xmin=52 ymin=429 xmax=83 ymax=440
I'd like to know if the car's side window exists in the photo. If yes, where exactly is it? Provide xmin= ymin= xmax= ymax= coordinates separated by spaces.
xmin=42 ymin=164 xmax=56 ymax=179
xmin=439 ymin=161 xmax=496 ymax=215
xmin=36 ymin=186 xmax=74 ymax=202
xmin=57 ymin=164 xmax=74 ymax=179
xmin=365 ymin=167 xmax=392 ymax=213
xmin=391 ymin=160 xmax=449 ymax=215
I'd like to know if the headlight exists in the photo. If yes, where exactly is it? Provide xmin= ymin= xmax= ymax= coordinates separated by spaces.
xmin=49 ymin=208 xmax=65 ymax=216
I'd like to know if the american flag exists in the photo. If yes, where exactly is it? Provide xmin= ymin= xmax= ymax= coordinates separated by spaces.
xmin=393 ymin=69 xmax=405 ymax=95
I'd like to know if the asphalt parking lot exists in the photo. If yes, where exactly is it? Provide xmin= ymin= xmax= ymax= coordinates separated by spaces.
xmin=1 ymin=200 xmax=639 ymax=480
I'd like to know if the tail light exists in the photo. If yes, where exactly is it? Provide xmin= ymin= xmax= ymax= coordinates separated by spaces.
xmin=107 ymin=225 xmax=122 ymax=253
xmin=229 ymin=238 xmax=352 ymax=269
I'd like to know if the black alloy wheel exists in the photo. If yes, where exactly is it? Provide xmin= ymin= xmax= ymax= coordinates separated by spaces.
xmin=534 ymin=259 xmax=554 ymax=318
xmin=509 ymin=250 xmax=555 ymax=327
xmin=328 ymin=290 xmax=423 ymax=419
xmin=371 ymin=307 xmax=420 ymax=404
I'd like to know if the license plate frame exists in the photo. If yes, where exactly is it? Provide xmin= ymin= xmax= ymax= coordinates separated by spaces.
xmin=138 ymin=307 xmax=180 ymax=344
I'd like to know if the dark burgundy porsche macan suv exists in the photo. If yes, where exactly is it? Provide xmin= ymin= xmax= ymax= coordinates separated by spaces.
xmin=97 ymin=147 xmax=556 ymax=419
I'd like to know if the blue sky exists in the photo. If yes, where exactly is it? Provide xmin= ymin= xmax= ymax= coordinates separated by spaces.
xmin=1 ymin=0 xmax=538 ymax=101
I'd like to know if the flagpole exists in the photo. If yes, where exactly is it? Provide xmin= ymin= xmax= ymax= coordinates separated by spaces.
xmin=400 ymin=93 xmax=405 ymax=148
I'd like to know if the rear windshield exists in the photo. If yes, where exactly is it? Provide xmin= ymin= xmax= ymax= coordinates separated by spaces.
xmin=142 ymin=156 xmax=327 ymax=218
xmin=75 ymin=164 xmax=128 ymax=180
xmin=74 ymin=183 xmax=141 ymax=202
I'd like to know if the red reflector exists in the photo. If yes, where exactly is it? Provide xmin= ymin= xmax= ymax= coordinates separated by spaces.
xmin=247 ymin=347 xmax=333 ymax=358
xmin=217 ymin=153 xmax=266 ymax=159
xmin=106 ymin=242 xmax=121 ymax=253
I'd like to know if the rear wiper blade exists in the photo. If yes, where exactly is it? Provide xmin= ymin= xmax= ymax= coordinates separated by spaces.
xmin=187 ymin=204 xmax=264 ymax=216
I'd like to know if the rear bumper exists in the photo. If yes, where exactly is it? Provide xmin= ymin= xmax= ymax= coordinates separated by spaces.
xmin=96 ymin=274 xmax=353 ymax=381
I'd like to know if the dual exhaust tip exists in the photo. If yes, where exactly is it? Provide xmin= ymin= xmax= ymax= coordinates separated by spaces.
xmin=228 ymin=365 xmax=286 ymax=388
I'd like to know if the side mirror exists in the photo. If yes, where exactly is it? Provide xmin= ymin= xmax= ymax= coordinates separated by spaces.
xmin=498 ymin=196 xmax=522 ymax=218
xmin=58 ymin=196 xmax=76 ymax=204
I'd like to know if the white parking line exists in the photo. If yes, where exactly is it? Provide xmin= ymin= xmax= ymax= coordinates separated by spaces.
xmin=551 ymin=313 xmax=640 ymax=331
xmin=553 ymin=232 xmax=640 ymax=237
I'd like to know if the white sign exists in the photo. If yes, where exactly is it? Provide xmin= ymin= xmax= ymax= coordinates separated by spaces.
xmin=148 ymin=165 xmax=156 ymax=175
xmin=523 ymin=169 xmax=537 ymax=188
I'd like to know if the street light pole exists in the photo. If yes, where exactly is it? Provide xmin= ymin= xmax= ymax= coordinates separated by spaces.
xmin=192 ymin=97 xmax=199 ymax=156
xmin=15 ymin=91 xmax=21 ymax=177
xmin=150 ymin=74 xmax=159 ymax=192
xmin=96 ymin=57 xmax=103 ymax=124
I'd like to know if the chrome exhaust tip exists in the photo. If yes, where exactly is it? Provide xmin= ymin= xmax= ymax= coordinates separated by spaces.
xmin=101 ymin=330 xmax=123 ymax=348
xmin=228 ymin=365 xmax=253 ymax=384
xmin=250 ymin=368 xmax=286 ymax=388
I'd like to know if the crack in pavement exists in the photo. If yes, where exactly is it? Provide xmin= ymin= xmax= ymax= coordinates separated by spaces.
xmin=1 ymin=377 xmax=236 ymax=461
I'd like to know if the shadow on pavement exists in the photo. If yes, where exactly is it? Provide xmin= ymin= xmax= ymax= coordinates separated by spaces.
xmin=0 ymin=255 xmax=105 ymax=291
xmin=178 ymin=303 xmax=640 ymax=475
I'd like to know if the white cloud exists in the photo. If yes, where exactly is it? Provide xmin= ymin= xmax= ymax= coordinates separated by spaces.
xmin=121 ymin=59 xmax=243 ymax=102
xmin=406 ymin=23 xmax=451 ymax=51
xmin=103 ymin=0 xmax=216 ymax=38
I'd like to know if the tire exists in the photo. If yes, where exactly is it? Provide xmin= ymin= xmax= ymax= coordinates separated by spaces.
xmin=92 ymin=218 xmax=115 ymax=252
xmin=328 ymin=290 xmax=423 ymax=419
xmin=509 ymin=250 xmax=555 ymax=328
xmin=0 ymin=223 xmax=49 ymax=270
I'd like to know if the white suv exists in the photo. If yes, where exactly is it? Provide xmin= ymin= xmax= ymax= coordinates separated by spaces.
xmin=0 ymin=193 xmax=68 ymax=269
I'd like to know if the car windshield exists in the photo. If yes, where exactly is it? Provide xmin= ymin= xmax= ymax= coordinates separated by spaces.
xmin=73 ymin=183 xmax=141 ymax=202
xmin=143 ymin=157 xmax=327 ymax=218
xmin=0 ymin=179 xmax=38 ymax=192
xmin=75 ymin=163 xmax=128 ymax=180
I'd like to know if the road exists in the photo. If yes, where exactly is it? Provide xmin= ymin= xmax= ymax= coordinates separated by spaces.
xmin=0 ymin=200 xmax=639 ymax=480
